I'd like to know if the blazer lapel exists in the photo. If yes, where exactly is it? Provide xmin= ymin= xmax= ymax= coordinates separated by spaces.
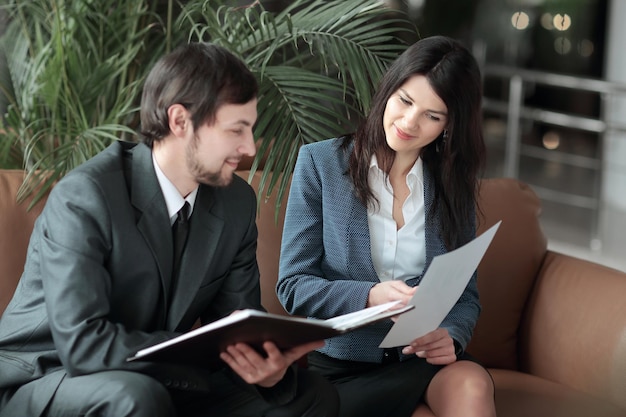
xmin=128 ymin=144 xmax=173 ymax=324
xmin=167 ymin=185 xmax=224 ymax=330
xmin=337 ymin=142 xmax=378 ymax=281
xmin=423 ymin=166 xmax=445 ymax=270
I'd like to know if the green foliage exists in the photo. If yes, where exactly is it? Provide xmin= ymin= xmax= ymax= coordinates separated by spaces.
xmin=0 ymin=0 xmax=170 ymax=205
xmin=0 ymin=0 xmax=418 ymax=210
xmin=178 ymin=0 xmax=416 ymax=210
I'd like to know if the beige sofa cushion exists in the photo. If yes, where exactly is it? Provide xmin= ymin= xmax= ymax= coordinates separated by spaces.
xmin=520 ymin=252 xmax=626 ymax=409
xmin=490 ymin=368 xmax=625 ymax=417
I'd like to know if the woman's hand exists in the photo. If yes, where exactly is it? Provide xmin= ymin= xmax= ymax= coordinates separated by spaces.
xmin=367 ymin=280 xmax=417 ymax=308
xmin=220 ymin=340 xmax=324 ymax=388
xmin=401 ymin=328 xmax=457 ymax=365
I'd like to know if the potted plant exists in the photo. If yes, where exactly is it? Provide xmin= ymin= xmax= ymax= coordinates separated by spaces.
xmin=0 ymin=0 xmax=169 ymax=204
xmin=0 ymin=0 xmax=417 ymax=210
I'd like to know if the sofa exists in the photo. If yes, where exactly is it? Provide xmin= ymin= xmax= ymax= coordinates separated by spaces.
xmin=1 ymin=166 xmax=625 ymax=417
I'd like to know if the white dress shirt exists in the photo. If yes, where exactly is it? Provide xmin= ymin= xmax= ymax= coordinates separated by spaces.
xmin=367 ymin=155 xmax=426 ymax=282
xmin=152 ymin=153 xmax=198 ymax=224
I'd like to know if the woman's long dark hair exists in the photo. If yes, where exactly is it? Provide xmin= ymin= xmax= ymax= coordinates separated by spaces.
xmin=343 ymin=35 xmax=485 ymax=249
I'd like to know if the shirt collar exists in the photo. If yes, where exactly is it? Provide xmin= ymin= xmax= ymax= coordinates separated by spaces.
xmin=407 ymin=157 xmax=423 ymax=188
xmin=152 ymin=153 xmax=198 ymax=221
xmin=369 ymin=154 xmax=379 ymax=170
xmin=369 ymin=154 xmax=423 ymax=187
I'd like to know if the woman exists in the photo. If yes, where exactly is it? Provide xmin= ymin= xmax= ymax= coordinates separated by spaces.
xmin=277 ymin=36 xmax=496 ymax=417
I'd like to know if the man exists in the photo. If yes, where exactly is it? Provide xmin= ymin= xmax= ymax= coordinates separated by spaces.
xmin=0 ymin=42 xmax=338 ymax=417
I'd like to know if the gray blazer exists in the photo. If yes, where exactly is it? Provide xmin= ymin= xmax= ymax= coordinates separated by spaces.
xmin=0 ymin=141 xmax=268 ymax=415
xmin=277 ymin=138 xmax=480 ymax=363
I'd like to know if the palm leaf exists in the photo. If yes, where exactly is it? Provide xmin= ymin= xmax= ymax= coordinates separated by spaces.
xmin=177 ymin=0 xmax=417 ymax=211
xmin=0 ymin=0 xmax=170 ymax=205
xmin=1 ymin=0 xmax=417 ymax=214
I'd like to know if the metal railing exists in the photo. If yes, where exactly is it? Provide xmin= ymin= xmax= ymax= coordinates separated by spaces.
xmin=481 ymin=64 xmax=626 ymax=249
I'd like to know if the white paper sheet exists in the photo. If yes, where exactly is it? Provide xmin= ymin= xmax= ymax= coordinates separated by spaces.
xmin=379 ymin=221 xmax=501 ymax=348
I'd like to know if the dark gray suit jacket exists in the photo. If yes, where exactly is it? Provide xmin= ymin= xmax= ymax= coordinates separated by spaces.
xmin=0 ymin=141 xmax=274 ymax=415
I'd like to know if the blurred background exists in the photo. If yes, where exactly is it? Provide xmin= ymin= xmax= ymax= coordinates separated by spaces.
xmin=396 ymin=0 xmax=626 ymax=272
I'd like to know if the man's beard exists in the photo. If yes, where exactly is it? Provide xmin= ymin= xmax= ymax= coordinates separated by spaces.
xmin=186 ymin=135 xmax=233 ymax=187
xmin=192 ymin=165 xmax=232 ymax=187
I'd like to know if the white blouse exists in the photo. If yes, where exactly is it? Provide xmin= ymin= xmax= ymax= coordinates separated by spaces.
xmin=367 ymin=155 xmax=426 ymax=282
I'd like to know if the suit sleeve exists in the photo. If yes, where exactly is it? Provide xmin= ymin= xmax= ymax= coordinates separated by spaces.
xmin=39 ymin=172 xmax=180 ymax=376
xmin=277 ymin=145 xmax=376 ymax=320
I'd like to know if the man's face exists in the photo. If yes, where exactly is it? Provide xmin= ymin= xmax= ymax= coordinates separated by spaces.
xmin=185 ymin=100 xmax=257 ymax=187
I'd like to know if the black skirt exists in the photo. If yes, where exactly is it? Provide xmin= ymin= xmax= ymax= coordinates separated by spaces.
xmin=307 ymin=350 xmax=485 ymax=417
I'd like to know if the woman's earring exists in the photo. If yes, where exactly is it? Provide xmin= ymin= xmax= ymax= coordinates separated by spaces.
xmin=443 ymin=129 xmax=448 ymax=139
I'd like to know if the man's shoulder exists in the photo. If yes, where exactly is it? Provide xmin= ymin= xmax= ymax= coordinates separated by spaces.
xmin=77 ymin=140 xmax=142 ymax=171
xmin=205 ymin=174 xmax=256 ymax=203
xmin=227 ymin=173 xmax=255 ymax=195
xmin=53 ymin=141 xmax=144 ymax=197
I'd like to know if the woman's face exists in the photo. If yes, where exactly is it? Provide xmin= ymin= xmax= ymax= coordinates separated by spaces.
xmin=382 ymin=74 xmax=448 ymax=162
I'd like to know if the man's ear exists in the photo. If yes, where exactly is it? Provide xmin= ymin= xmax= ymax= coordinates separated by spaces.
xmin=167 ymin=104 xmax=190 ymax=137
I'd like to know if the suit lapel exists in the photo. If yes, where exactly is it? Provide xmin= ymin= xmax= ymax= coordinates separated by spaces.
xmin=167 ymin=186 xmax=224 ymax=330
xmin=128 ymin=144 xmax=173 ymax=325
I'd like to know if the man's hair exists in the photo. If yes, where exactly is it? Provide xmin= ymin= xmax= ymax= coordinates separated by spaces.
xmin=139 ymin=42 xmax=258 ymax=147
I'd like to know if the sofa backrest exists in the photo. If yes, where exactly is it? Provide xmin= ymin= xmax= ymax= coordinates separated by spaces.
xmin=237 ymin=172 xmax=548 ymax=371
xmin=235 ymin=170 xmax=290 ymax=316
xmin=1 ymin=169 xmax=548 ymax=373
xmin=0 ymin=170 xmax=49 ymax=314
xmin=469 ymin=178 xmax=547 ymax=369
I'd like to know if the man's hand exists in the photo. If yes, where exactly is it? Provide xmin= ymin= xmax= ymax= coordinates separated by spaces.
xmin=220 ymin=340 xmax=324 ymax=388
xmin=401 ymin=328 xmax=457 ymax=365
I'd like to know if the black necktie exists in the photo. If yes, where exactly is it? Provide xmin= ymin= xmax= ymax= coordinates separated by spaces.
xmin=172 ymin=201 xmax=190 ymax=280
